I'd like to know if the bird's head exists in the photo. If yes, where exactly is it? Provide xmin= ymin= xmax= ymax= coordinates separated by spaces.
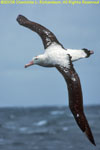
xmin=24 ymin=55 xmax=45 ymax=68
xmin=82 ymin=48 xmax=94 ymax=58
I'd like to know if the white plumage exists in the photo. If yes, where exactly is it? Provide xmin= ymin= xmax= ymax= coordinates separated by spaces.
xmin=28 ymin=43 xmax=88 ymax=68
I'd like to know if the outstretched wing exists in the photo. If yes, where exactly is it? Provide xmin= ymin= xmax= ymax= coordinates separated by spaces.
xmin=56 ymin=55 xmax=96 ymax=146
xmin=16 ymin=15 xmax=63 ymax=49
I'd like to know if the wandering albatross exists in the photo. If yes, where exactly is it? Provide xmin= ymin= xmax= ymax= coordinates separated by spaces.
xmin=16 ymin=15 xmax=96 ymax=146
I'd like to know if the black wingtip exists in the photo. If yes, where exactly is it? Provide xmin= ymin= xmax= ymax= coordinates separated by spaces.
xmin=88 ymin=137 xmax=96 ymax=146
xmin=93 ymin=142 xmax=96 ymax=146
xmin=89 ymin=137 xmax=96 ymax=146
xmin=84 ymin=129 xmax=96 ymax=146
xmin=16 ymin=14 xmax=29 ymax=25
xmin=90 ymin=137 xmax=96 ymax=146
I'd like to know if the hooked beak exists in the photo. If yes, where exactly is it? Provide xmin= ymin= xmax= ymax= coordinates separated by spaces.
xmin=24 ymin=60 xmax=34 ymax=68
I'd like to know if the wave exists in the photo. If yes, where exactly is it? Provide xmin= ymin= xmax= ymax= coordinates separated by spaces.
xmin=50 ymin=110 xmax=64 ymax=115
xmin=62 ymin=127 xmax=68 ymax=131
xmin=18 ymin=127 xmax=29 ymax=132
xmin=19 ymin=127 xmax=50 ymax=135
xmin=0 ymin=138 xmax=5 ymax=145
xmin=3 ymin=122 xmax=17 ymax=130
xmin=34 ymin=120 xmax=47 ymax=126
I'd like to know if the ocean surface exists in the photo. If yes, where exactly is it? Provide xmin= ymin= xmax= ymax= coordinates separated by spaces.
xmin=0 ymin=106 xmax=100 ymax=150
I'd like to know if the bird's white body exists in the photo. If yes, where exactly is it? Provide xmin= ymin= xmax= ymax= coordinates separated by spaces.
xmin=34 ymin=43 xmax=87 ymax=68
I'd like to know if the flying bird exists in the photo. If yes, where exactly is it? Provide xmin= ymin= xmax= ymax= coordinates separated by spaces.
xmin=16 ymin=15 xmax=96 ymax=146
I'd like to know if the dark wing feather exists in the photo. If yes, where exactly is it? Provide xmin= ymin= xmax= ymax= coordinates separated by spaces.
xmin=56 ymin=56 xmax=96 ymax=146
xmin=16 ymin=15 xmax=63 ymax=49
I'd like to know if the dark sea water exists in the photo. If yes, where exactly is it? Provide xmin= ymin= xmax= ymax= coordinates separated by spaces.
xmin=0 ymin=106 xmax=100 ymax=150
